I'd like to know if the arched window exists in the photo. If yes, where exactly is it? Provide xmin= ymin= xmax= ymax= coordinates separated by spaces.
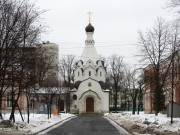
xmin=73 ymin=94 xmax=77 ymax=100
xmin=89 ymin=71 xmax=91 ymax=76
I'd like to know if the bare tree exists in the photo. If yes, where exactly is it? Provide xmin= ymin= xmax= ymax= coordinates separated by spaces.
xmin=129 ymin=68 xmax=146 ymax=115
xmin=24 ymin=49 xmax=39 ymax=123
xmin=108 ymin=54 xmax=125 ymax=112
xmin=0 ymin=0 xmax=44 ymax=121
xmin=136 ymin=71 xmax=146 ymax=115
xmin=41 ymin=76 xmax=59 ymax=119
xmin=167 ymin=0 xmax=180 ymax=8
xmin=59 ymin=54 xmax=76 ymax=112
xmin=60 ymin=55 xmax=76 ymax=87
xmin=168 ymin=19 xmax=180 ymax=123
xmin=123 ymin=67 xmax=131 ymax=111
xmin=123 ymin=66 xmax=139 ymax=114
xmin=138 ymin=18 xmax=172 ymax=115
xmin=130 ymin=68 xmax=139 ymax=115
xmin=35 ymin=46 xmax=59 ymax=87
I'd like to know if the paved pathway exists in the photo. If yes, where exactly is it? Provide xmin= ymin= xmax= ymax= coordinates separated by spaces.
xmin=46 ymin=116 xmax=130 ymax=135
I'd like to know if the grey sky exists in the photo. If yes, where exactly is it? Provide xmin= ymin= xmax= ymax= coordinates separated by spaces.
xmin=35 ymin=0 xmax=173 ymax=66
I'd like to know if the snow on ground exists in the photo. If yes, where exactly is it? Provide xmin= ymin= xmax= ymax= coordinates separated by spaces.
xmin=0 ymin=113 xmax=75 ymax=134
xmin=105 ymin=112 xmax=180 ymax=135
xmin=1 ymin=112 xmax=179 ymax=135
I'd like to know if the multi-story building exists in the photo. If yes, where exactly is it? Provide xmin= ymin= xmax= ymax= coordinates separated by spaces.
xmin=1 ymin=42 xmax=60 ymax=114
xmin=39 ymin=42 xmax=59 ymax=80
xmin=144 ymin=50 xmax=180 ymax=113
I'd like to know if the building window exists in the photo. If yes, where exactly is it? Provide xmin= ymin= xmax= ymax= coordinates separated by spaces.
xmin=89 ymin=71 xmax=91 ymax=76
xmin=6 ymin=92 xmax=12 ymax=107
xmin=78 ymin=71 xmax=80 ymax=77
xmin=88 ymin=82 xmax=91 ymax=87
xmin=73 ymin=94 xmax=77 ymax=100
xmin=100 ymin=72 xmax=102 ymax=76
xmin=30 ymin=99 xmax=35 ymax=109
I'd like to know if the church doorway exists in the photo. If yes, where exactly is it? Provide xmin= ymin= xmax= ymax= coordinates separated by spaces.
xmin=86 ymin=97 xmax=94 ymax=112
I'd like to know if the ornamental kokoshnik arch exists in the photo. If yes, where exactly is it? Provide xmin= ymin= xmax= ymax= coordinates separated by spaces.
xmin=78 ymin=89 xmax=101 ymax=113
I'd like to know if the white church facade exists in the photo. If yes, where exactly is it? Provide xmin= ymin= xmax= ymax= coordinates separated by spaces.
xmin=70 ymin=22 xmax=110 ymax=114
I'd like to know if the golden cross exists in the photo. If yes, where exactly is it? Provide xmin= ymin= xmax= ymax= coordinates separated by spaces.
xmin=87 ymin=11 xmax=92 ymax=23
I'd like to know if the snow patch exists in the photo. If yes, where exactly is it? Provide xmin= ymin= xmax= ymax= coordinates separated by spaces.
xmin=105 ymin=112 xmax=180 ymax=135
xmin=0 ymin=113 xmax=75 ymax=134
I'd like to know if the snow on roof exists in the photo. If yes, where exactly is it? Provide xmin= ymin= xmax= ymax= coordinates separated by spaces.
xmin=35 ymin=87 xmax=69 ymax=94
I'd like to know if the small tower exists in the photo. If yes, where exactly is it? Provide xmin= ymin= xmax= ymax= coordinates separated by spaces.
xmin=80 ymin=12 xmax=99 ymax=64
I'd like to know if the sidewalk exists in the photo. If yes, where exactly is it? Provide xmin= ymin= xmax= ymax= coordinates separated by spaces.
xmin=0 ymin=114 xmax=76 ymax=135
xmin=105 ymin=112 xmax=180 ymax=135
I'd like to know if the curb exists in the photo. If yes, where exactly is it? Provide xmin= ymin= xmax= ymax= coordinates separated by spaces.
xmin=0 ymin=115 xmax=76 ymax=135
xmin=104 ymin=116 xmax=135 ymax=135
xmin=33 ymin=115 xmax=77 ymax=135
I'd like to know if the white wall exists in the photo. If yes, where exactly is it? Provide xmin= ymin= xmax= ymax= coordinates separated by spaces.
xmin=70 ymin=79 xmax=109 ymax=114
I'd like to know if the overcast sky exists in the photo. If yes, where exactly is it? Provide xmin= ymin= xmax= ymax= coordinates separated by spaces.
xmin=35 ymin=0 xmax=173 ymax=66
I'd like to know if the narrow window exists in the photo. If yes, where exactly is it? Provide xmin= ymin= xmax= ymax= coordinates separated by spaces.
xmin=30 ymin=99 xmax=35 ymax=109
xmin=88 ymin=82 xmax=91 ymax=87
xmin=6 ymin=92 xmax=12 ymax=107
xmin=89 ymin=71 xmax=91 ymax=76
xmin=100 ymin=72 xmax=102 ymax=76
xmin=78 ymin=71 xmax=80 ymax=77
xmin=73 ymin=94 xmax=77 ymax=100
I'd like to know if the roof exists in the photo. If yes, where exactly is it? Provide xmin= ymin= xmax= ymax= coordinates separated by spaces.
xmin=85 ymin=23 xmax=94 ymax=32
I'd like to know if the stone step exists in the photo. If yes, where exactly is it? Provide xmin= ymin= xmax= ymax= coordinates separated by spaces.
xmin=78 ymin=113 xmax=102 ymax=117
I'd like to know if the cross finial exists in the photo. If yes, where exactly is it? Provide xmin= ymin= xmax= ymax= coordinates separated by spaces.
xmin=87 ymin=11 xmax=92 ymax=23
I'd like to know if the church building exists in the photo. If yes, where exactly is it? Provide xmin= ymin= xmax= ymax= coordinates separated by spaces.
xmin=70 ymin=17 xmax=110 ymax=114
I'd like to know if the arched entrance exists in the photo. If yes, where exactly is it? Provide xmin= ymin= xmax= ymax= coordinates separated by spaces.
xmin=86 ymin=97 xmax=94 ymax=112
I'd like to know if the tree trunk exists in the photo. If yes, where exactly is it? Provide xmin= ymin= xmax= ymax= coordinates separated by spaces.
xmin=9 ymin=89 xmax=22 ymax=122
xmin=137 ymin=102 xmax=140 ymax=115
xmin=17 ymin=103 xmax=24 ymax=122
xmin=0 ymin=97 xmax=3 ymax=119
xmin=132 ymin=89 xmax=138 ymax=115
xmin=9 ymin=70 xmax=15 ymax=122
xmin=154 ymin=69 xmax=160 ymax=116
xmin=114 ymin=91 xmax=118 ymax=112
xmin=26 ymin=95 xmax=30 ymax=123
xmin=132 ymin=99 xmax=136 ymax=115
xmin=50 ymin=103 xmax=51 ymax=118
xmin=9 ymin=101 xmax=15 ymax=122
xmin=171 ymin=53 xmax=175 ymax=124
xmin=124 ymin=91 xmax=127 ymax=111
xmin=47 ymin=104 xmax=50 ymax=119
xmin=137 ymin=87 xmax=143 ymax=115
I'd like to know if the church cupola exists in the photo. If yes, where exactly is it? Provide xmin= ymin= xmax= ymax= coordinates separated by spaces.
xmin=85 ymin=23 xmax=94 ymax=32
xmin=80 ymin=11 xmax=99 ymax=64
xmin=84 ymin=11 xmax=95 ymax=46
